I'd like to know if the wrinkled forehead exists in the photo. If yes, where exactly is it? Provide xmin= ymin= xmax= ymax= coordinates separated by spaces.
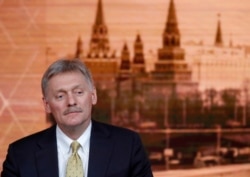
xmin=44 ymin=71 xmax=93 ymax=96
xmin=50 ymin=71 xmax=89 ymax=88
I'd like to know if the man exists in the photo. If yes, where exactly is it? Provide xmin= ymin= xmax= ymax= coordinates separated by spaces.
xmin=1 ymin=59 xmax=153 ymax=177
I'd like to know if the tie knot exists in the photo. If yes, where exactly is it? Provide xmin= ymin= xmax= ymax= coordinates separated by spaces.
xmin=71 ymin=141 xmax=81 ymax=154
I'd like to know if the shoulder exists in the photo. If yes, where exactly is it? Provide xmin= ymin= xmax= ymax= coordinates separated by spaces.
xmin=91 ymin=120 xmax=144 ymax=153
xmin=9 ymin=125 xmax=56 ymax=149
xmin=92 ymin=120 xmax=140 ymax=140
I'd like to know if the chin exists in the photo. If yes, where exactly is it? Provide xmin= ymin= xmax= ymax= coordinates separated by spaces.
xmin=65 ymin=117 xmax=82 ymax=125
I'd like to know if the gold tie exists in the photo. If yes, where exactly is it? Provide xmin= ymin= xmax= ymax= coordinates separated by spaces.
xmin=66 ymin=141 xmax=84 ymax=177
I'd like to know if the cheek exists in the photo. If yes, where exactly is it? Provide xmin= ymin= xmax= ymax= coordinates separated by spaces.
xmin=48 ymin=101 xmax=66 ymax=114
xmin=81 ymin=97 xmax=94 ymax=109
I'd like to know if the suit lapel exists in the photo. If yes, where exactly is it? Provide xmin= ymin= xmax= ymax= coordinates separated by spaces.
xmin=33 ymin=122 xmax=114 ymax=177
xmin=35 ymin=126 xmax=59 ymax=177
xmin=88 ymin=121 xmax=114 ymax=177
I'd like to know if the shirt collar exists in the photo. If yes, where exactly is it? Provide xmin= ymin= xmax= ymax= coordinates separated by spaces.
xmin=56 ymin=121 xmax=92 ymax=154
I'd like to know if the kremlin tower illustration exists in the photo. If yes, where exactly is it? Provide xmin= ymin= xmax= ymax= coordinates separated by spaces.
xmin=76 ymin=0 xmax=117 ymax=89
xmin=72 ymin=0 xmax=243 ymax=127
xmin=74 ymin=0 xmax=198 ymax=127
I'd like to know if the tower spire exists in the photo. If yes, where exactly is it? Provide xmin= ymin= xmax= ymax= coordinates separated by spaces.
xmin=132 ymin=33 xmax=145 ymax=74
xmin=162 ymin=0 xmax=180 ymax=48
xmin=215 ymin=13 xmax=223 ymax=47
xmin=120 ymin=42 xmax=131 ymax=71
xmin=118 ymin=42 xmax=131 ymax=80
xmin=153 ymin=0 xmax=192 ymax=83
xmin=95 ymin=0 xmax=105 ymax=25
xmin=75 ymin=36 xmax=83 ymax=58
xmin=88 ymin=0 xmax=110 ymax=58
xmin=166 ymin=0 xmax=179 ymax=35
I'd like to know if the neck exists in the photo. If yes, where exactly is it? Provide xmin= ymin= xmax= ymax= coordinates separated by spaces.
xmin=59 ymin=120 xmax=91 ymax=140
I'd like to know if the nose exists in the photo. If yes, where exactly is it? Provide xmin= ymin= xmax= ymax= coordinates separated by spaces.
xmin=67 ymin=93 xmax=77 ymax=107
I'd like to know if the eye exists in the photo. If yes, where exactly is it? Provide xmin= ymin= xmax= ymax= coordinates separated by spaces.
xmin=55 ymin=93 xmax=65 ymax=100
xmin=74 ymin=89 xmax=84 ymax=96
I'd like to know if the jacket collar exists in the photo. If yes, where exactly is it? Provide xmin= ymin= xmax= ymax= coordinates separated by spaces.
xmin=87 ymin=120 xmax=114 ymax=177
xmin=36 ymin=126 xmax=59 ymax=177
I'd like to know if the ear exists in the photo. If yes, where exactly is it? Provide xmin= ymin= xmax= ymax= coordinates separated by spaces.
xmin=91 ymin=88 xmax=97 ymax=105
xmin=42 ymin=97 xmax=52 ymax=113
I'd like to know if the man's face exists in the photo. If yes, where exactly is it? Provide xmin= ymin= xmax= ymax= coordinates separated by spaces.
xmin=43 ymin=71 xmax=97 ymax=131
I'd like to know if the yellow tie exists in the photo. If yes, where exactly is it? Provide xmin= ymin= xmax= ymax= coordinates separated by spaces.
xmin=66 ymin=141 xmax=84 ymax=177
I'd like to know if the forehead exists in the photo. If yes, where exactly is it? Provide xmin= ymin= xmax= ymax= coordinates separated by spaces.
xmin=48 ymin=71 xmax=89 ymax=90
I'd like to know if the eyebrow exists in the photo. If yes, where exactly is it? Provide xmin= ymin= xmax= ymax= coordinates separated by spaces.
xmin=55 ymin=84 xmax=82 ymax=93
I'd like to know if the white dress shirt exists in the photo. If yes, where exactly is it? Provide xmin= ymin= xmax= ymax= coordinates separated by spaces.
xmin=56 ymin=122 xmax=91 ymax=177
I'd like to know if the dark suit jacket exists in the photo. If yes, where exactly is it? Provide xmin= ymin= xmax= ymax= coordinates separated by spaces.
xmin=1 ymin=120 xmax=153 ymax=177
